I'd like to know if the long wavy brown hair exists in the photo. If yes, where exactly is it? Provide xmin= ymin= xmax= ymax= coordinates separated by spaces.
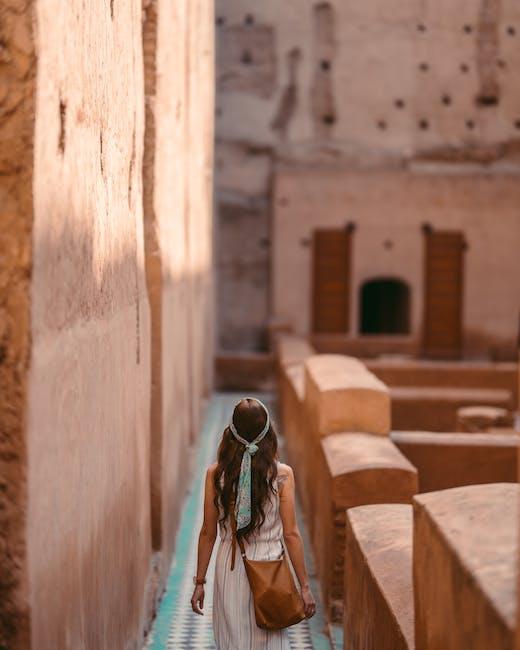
xmin=213 ymin=398 xmax=279 ymax=540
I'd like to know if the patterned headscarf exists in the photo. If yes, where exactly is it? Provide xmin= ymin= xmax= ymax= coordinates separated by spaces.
xmin=229 ymin=397 xmax=270 ymax=530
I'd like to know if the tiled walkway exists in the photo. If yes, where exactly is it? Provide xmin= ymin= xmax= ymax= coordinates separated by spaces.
xmin=145 ymin=393 xmax=332 ymax=650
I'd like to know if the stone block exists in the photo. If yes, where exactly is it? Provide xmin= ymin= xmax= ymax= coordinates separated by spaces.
xmin=391 ymin=431 xmax=519 ymax=492
xmin=279 ymin=362 xmax=306 ymax=499
xmin=414 ymin=484 xmax=518 ymax=650
xmin=305 ymin=354 xmax=391 ymax=437
xmin=345 ymin=505 xmax=414 ymax=650
xmin=391 ymin=386 xmax=513 ymax=432
xmin=315 ymin=432 xmax=417 ymax=620
xmin=276 ymin=334 xmax=315 ymax=369
xmin=276 ymin=335 xmax=315 ymax=504
xmin=456 ymin=405 xmax=515 ymax=432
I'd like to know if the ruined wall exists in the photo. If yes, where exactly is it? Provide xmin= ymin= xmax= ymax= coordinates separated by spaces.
xmin=215 ymin=0 xmax=520 ymax=352
xmin=273 ymin=168 xmax=520 ymax=359
xmin=0 ymin=1 xmax=35 ymax=647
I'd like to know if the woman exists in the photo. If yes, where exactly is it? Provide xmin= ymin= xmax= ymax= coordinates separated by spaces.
xmin=190 ymin=397 xmax=316 ymax=649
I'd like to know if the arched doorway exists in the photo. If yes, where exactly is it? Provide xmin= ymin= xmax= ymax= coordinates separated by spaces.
xmin=360 ymin=278 xmax=410 ymax=334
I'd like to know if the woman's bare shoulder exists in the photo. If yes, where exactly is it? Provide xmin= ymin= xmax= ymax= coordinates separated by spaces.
xmin=276 ymin=462 xmax=294 ymax=483
xmin=206 ymin=462 xmax=218 ymax=479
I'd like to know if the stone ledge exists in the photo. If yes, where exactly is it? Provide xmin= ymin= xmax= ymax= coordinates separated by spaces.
xmin=391 ymin=431 xmax=519 ymax=492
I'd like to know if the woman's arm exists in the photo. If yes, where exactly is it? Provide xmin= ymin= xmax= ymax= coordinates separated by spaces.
xmin=278 ymin=464 xmax=316 ymax=618
xmin=191 ymin=464 xmax=219 ymax=615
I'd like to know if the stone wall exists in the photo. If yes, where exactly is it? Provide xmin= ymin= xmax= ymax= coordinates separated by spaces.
xmin=0 ymin=1 xmax=35 ymax=646
xmin=143 ymin=0 xmax=214 ymax=584
xmin=215 ymin=0 xmax=520 ymax=355
xmin=0 ymin=0 xmax=214 ymax=647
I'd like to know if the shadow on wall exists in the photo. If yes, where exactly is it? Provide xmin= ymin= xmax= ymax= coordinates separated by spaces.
xmin=1 ymin=211 xmax=211 ymax=648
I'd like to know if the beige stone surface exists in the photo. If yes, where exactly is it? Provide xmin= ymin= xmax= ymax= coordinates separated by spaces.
xmin=25 ymin=2 xmax=152 ymax=648
xmin=391 ymin=386 xmax=513 ymax=431
xmin=345 ymin=505 xmax=414 ymax=650
xmin=144 ymin=0 xmax=215 ymax=582
xmin=414 ymin=483 xmax=518 ymax=650
xmin=391 ymin=431 xmax=519 ymax=492
xmin=276 ymin=333 xmax=315 ymax=369
xmin=456 ymin=405 xmax=514 ymax=431
xmin=366 ymin=359 xmax=519 ymax=407
xmin=305 ymin=354 xmax=391 ymax=436
xmin=314 ymin=432 xmax=417 ymax=620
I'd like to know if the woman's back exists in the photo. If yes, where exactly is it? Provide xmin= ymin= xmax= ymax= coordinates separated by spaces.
xmin=217 ymin=463 xmax=285 ymax=546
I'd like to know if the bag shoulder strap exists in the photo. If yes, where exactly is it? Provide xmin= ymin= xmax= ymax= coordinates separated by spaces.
xmin=230 ymin=511 xmax=247 ymax=571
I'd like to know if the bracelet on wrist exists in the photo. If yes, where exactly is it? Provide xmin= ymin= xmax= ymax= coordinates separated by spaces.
xmin=193 ymin=576 xmax=206 ymax=586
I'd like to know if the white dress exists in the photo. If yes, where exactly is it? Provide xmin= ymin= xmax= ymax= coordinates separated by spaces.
xmin=212 ymin=465 xmax=290 ymax=649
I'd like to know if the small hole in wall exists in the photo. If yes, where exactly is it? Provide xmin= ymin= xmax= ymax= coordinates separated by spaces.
xmin=58 ymin=99 xmax=67 ymax=154
xmin=507 ymin=25 xmax=516 ymax=36
xmin=377 ymin=119 xmax=387 ymax=130
xmin=476 ymin=94 xmax=499 ymax=107
xmin=418 ymin=118 xmax=429 ymax=130
xmin=417 ymin=23 xmax=426 ymax=32
xmin=394 ymin=99 xmax=405 ymax=109
xmin=463 ymin=24 xmax=473 ymax=34
xmin=244 ymin=13 xmax=254 ymax=25
xmin=99 ymin=131 xmax=105 ymax=176
xmin=466 ymin=119 xmax=475 ymax=130
xmin=497 ymin=59 xmax=506 ymax=69
xmin=322 ymin=114 xmax=336 ymax=125
xmin=441 ymin=94 xmax=452 ymax=106
xmin=241 ymin=50 xmax=253 ymax=64
xmin=383 ymin=239 xmax=394 ymax=250
xmin=321 ymin=60 xmax=331 ymax=71
xmin=216 ymin=16 xmax=225 ymax=26
xmin=419 ymin=62 xmax=429 ymax=72
xmin=514 ymin=120 xmax=520 ymax=130
xmin=460 ymin=63 xmax=470 ymax=73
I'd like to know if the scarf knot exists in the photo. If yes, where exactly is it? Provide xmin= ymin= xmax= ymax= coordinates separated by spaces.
xmin=245 ymin=443 xmax=258 ymax=455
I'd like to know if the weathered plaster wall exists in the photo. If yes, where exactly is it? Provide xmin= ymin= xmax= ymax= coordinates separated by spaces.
xmin=26 ymin=1 xmax=152 ymax=648
xmin=273 ymin=168 xmax=520 ymax=359
xmin=1 ymin=0 xmax=214 ymax=646
xmin=0 ymin=2 xmax=35 ymax=647
xmin=185 ymin=0 xmax=215 ymax=437
xmin=215 ymin=0 xmax=520 ymax=352
xmin=144 ymin=0 xmax=215 ymax=583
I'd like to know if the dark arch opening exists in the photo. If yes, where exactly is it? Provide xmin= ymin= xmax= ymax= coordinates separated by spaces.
xmin=360 ymin=278 xmax=410 ymax=334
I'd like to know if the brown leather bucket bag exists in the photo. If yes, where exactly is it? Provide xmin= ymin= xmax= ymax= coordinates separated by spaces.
xmin=231 ymin=525 xmax=306 ymax=630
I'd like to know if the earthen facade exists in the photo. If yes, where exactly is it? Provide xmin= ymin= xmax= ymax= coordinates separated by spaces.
xmin=216 ymin=0 xmax=520 ymax=360
xmin=0 ymin=1 xmax=214 ymax=647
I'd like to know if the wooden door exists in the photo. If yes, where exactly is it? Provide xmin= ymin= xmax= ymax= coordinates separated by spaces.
xmin=423 ymin=229 xmax=465 ymax=358
xmin=312 ymin=229 xmax=351 ymax=333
